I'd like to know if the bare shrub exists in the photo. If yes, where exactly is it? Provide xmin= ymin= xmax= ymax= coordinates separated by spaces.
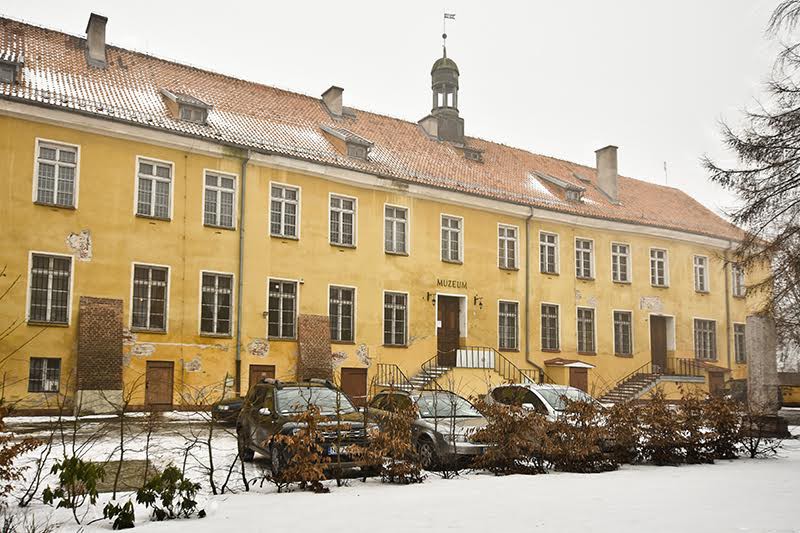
xmin=545 ymin=398 xmax=618 ymax=473
xmin=271 ymin=405 xmax=329 ymax=493
xmin=605 ymin=401 xmax=642 ymax=464
xmin=354 ymin=401 xmax=423 ymax=484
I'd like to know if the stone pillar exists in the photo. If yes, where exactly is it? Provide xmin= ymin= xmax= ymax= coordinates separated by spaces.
xmin=746 ymin=315 xmax=780 ymax=414
xmin=76 ymin=297 xmax=124 ymax=414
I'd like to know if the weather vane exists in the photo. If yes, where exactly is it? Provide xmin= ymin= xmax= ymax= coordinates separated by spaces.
xmin=443 ymin=12 xmax=455 ymax=49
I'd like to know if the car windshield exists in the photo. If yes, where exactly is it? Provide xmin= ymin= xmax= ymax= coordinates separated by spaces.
xmin=416 ymin=392 xmax=482 ymax=418
xmin=536 ymin=387 xmax=595 ymax=411
xmin=275 ymin=387 xmax=356 ymax=415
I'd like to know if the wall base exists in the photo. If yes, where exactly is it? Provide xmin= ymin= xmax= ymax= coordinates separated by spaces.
xmin=75 ymin=390 xmax=123 ymax=415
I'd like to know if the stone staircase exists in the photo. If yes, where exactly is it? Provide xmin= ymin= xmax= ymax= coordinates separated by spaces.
xmin=407 ymin=364 xmax=451 ymax=390
xmin=599 ymin=372 xmax=661 ymax=404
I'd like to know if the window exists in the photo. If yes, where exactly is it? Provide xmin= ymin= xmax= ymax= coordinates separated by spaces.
xmin=384 ymin=205 xmax=408 ymax=254
xmin=268 ymin=280 xmax=297 ymax=339
xmin=575 ymin=238 xmax=593 ymax=279
xmin=0 ymin=64 xmax=15 ymax=84
xmin=28 ymin=357 xmax=61 ymax=393
xmin=330 ymin=195 xmax=356 ymax=246
xmin=441 ymin=215 xmax=463 ymax=262
xmin=35 ymin=141 xmax=78 ymax=208
xmin=270 ymin=184 xmax=299 ymax=238
xmin=694 ymin=319 xmax=717 ymax=360
xmin=650 ymin=248 xmax=668 ymax=287
xmin=136 ymin=158 xmax=172 ymax=219
xmin=383 ymin=292 xmax=407 ymax=346
xmin=612 ymin=243 xmax=631 ymax=282
xmin=28 ymin=254 xmax=71 ymax=324
xmin=577 ymin=307 xmax=595 ymax=353
xmin=329 ymin=286 xmax=355 ymax=342
xmin=734 ymin=323 xmax=746 ymax=363
xmin=498 ymin=225 xmax=518 ymax=269
xmin=694 ymin=256 xmax=709 ymax=292
xmin=204 ymin=172 xmax=236 ymax=228
xmin=347 ymin=143 xmax=369 ymax=160
xmin=179 ymin=105 xmax=206 ymax=123
xmin=132 ymin=265 xmax=169 ymax=331
xmin=613 ymin=311 xmax=633 ymax=356
xmin=498 ymin=301 xmax=519 ymax=350
xmin=540 ymin=304 xmax=559 ymax=351
xmin=732 ymin=265 xmax=746 ymax=298
xmin=539 ymin=232 xmax=558 ymax=274
xmin=200 ymin=273 xmax=233 ymax=335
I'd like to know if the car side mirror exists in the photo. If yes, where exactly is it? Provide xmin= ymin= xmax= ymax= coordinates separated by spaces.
xmin=258 ymin=407 xmax=271 ymax=416
xmin=521 ymin=403 xmax=535 ymax=410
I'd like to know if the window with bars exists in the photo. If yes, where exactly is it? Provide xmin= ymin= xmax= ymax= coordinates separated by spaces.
xmin=539 ymin=232 xmax=558 ymax=274
xmin=28 ymin=254 xmax=71 ymax=324
xmin=384 ymin=205 xmax=408 ymax=254
xmin=28 ymin=357 xmax=61 ymax=393
xmin=329 ymin=286 xmax=355 ymax=342
xmin=498 ymin=226 xmax=517 ymax=269
xmin=268 ymin=280 xmax=297 ymax=339
xmin=132 ymin=265 xmax=168 ymax=331
xmin=136 ymin=158 xmax=172 ymax=219
xmin=383 ymin=292 xmax=407 ymax=346
xmin=200 ymin=272 xmax=233 ymax=335
xmin=650 ymin=248 xmax=668 ymax=287
xmin=575 ymin=238 xmax=593 ymax=279
xmin=270 ymin=184 xmax=299 ymax=238
xmin=35 ymin=141 xmax=77 ymax=208
xmin=441 ymin=215 xmax=462 ymax=262
xmin=330 ymin=195 xmax=356 ymax=246
xmin=732 ymin=265 xmax=746 ymax=298
xmin=694 ymin=256 xmax=709 ymax=292
xmin=734 ymin=323 xmax=746 ymax=363
xmin=541 ymin=304 xmax=559 ymax=351
xmin=612 ymin=243 xmax=631 ymax=283
xmin=613 ymin=311 xmax=633 ymax=356
xmin=577 ymin=307 xmax=596 ymax=353
xmin=204 ymin=172 xmax=235 ymax=228
xmin=498 ymin=301 xmax=519 ymax=350
xmin=694 ymin=319 xmax=717 ymax=360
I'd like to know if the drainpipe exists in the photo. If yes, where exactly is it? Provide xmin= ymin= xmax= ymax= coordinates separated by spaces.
xmin=525 ymin=207 xmax=534 ymax=367
xmin=235 ymin=151 xmax=252 ymax=396
xmin=724 ymin=242 xmax=733 ymax=371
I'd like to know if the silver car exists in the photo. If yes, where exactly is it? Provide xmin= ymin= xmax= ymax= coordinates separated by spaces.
xmin=486 ymin=383 xmax=602 ymax=421
xmin=367 ymin=389 xmax=489 ymax=469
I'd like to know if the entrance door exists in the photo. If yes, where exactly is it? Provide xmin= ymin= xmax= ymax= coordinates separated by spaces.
xmin=145 ymin=361 xmax=174 ymax=410
xmin=709 ymin=371 xmax=725 ymax=397
xmin=650 ymin=316 xmax=668 ymax=372
xmin=248 ymin=364 xmax=275 ymax=392
xmin=569 ymin=367 xmax=589 ymax=392
xmin=340 ymin=367 xmax=368 ymax=407
xmin=437 ymin=296 xmax=460 ymax=367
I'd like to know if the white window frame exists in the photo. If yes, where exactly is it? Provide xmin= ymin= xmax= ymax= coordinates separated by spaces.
xmin=649 ymin=247 xmax=669 ymax=287
xmin=693 ymin=317 xmax=717 ymax=360
xmin=539 ymin=231 xmax=559 ymax=274
xmin=441 ymin=214 xmax=464 ymax=263
xmin=329 ymin=193 xmax=358 ymax=247
xmin=383 ymin=290 xmax=409 ymax=347
xmin=498 ymin=299 xmax=520 ymax=351
xmin=576 ymin=306 xmax=596 ymax=354
xmin=384 ymin=203 xmax=410 ymax=255
xmin=269 ymin=181 xmax=301 ymax=239
xmin=498 ymin=224 xmax=519 ymax=270
xmin=267 ymin=278 xmax=300 ymax=339
xmin=134 ymin=156 xmax=174 ymax=220
xmin=129 ymin=262 xmax=171 ymax=332
xmin=202 ymin=170 xmax=237 ymax=229
xmin=611 ymin=242 xmax=631 ymax=283
xmin=574 ymin=237 xmax=594 ymax=279
xmin=28 ymin=357 xmax=62 ymax=393
xmin=540 ymin=302 xmax=560 ymax=351
xmin=733 ymin=322 xmax=746 ymax=363
xmin=732 ymin=264 xmax=746 ymax=298
xmin=694 ymin=255 xmax=709 ymax=293
xmin=329 ymin=284 xmax=357 ymax=343
xmin=612 ymin=309 xmax=634 ymax=356
xmin=198 ymin=270 xmax=235 ymax=336
xmin=32 ymin=138 xmax=80 ymax=209
xmin=25 ymin=251 xmax=74 ymax=325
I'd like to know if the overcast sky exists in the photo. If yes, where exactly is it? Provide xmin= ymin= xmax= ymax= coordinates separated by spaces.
xmin=1 ymin=1 xmax=784 ymax=217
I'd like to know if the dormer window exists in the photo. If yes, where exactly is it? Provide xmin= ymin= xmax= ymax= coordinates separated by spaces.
xmin=180 ymin=105 xmax=207 ymax=123
xmin=0 ymin=55 xmax=22 ymax=84
xmin=463 ymin=146 xmax=484 ymax=163
xmin=321 ymin=124 xmax=373 ymax=161
xmin=347 ymin=144 xmax=369 ymax=160
xmin=532 ymin=171 xmax=586 ymax=203
xmin=566 ymin=189 xmax=584 ymax=202
xmin=161 ymin=89 xmax=212 ymax=125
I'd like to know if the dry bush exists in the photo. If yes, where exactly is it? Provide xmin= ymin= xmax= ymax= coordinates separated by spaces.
xmin=0 ymin=404 xmax=41 ymax=504
xmin=545 ymin=399 xmax=618 ymax=473
xmin=739 ymin=408 xmax=784 ymax=458
xmin=639 ymin=389 xmax=684 ymax=466
xmin=677 ymin=389 xmax=715 ymax=465
xmin=354 ymin=402 xmax=423 ymax=484
xmin=703 ymin=395 xmax=744 ymax=460
xmin=605 ymin=401 xmax=642 ymax=464
xmin=271 ymin=405 xmax=329 ymax=493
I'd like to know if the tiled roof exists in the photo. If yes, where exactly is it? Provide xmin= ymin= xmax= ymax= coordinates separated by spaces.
xmin=0 ymin=17 xmax=745 ymax=242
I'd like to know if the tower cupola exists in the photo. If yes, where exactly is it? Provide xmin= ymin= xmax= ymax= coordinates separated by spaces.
xmin=419 ymin=31 xmax=465 ymax=144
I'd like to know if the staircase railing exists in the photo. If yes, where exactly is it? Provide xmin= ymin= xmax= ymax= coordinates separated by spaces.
xmin=598 ymin=361 xmax=657 ymax=399
xmin=374 ymin=363 xmax=411 ymax=390
xmin=420 ymin=355 xmax=446 ymax=390
xmin=598 ymin=357 xmax=707 ymax=398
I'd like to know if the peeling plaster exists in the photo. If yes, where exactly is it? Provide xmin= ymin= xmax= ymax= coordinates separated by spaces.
xmin=586 ymin=296 xmax=598 ymax=307
xmin=184 ymin=356 xmax=202 ymax=372
xmin=575 ymin=290 xmax=582 ymax=301
xmin=130 ymin=343 xmax=156 ymax=357
xmin=66 ymin=229 xmax=92 ymax=261
xmin=357 ymin=344 xmax=372 ymax=367
xmin=248 ymin=338 xmax=270 ymax=357
xmin=332 ymin=351 xmax=347 ymax=367
xmin=122 ymin=329 xmax=136 ymax=345
xmin=640 ymin=296 xmax=664 ymax=313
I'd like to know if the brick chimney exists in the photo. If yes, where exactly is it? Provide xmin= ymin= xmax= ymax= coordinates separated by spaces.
xmin=322 ymin=86 xmax=343 ymax=117
xmin=595 ymin=145 xmax=619 ymax=202
xmin=85 ymin=13 xmax=108 ymax=68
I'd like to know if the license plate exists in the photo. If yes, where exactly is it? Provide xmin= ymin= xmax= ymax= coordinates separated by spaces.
xmin=327 ymin=445 xmax=350 ymax=456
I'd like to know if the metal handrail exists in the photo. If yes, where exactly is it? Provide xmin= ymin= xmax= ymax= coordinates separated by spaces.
xmin=598 ymin=356 xmax=706 ymax=398
xmin=374 ymin=363 xmax=411 ymax=389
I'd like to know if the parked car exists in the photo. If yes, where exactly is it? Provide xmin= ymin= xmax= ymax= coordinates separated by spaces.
xmin=367 ymin=389 xmax=489 ymax=469
xmin=486 ymin=383 xmax=603 ymax=421
xmin=236 ymin=379 xmax=373 ymax=476
xmin=211 ymin=397 xmax=244 ymax=424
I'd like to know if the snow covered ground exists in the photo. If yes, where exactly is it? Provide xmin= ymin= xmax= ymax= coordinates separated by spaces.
xmin=4 ymin=416 xmax=799 ymax=532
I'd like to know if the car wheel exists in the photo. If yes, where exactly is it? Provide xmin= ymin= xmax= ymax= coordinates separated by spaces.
xmin=271 ymin=443 xmax=287 ymax=476
xmin=416 ymin=438 xmax=438 ymax=470
xmin=237 ymin=428 xmax=254 ymax=462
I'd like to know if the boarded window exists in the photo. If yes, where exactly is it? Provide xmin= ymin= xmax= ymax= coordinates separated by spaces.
xmin=28 ymin=254 xmax=71 ymax=324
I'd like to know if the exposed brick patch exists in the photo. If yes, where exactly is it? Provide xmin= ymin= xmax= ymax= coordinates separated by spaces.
xmin=297 ymin=314 xmax=333 ymax=380
xmin=77 ymin=297 xmax=123 ymax=391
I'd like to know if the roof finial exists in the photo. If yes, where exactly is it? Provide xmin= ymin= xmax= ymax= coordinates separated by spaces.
xmin=443 ymin=12 xmax=455 ymax=55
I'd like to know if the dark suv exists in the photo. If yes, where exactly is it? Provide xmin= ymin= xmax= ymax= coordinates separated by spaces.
xmin=236 ymin=379 xmax=371 ymax=475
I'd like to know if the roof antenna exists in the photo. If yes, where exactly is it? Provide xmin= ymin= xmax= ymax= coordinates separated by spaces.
xmin=663 ymin=161 xmax=669 ymax=185
xmin=443 ymin=12 xmax=456 ymax=54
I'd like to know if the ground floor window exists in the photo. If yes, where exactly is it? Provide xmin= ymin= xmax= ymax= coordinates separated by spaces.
xmin=132 ymin=264 xmax=169 ymax=331
xmin=613 ymin=311 xmax=633 ymax=356
xmin=694 ymin=319 xmax=717 ymax=360
xmin=329 ymin=286 xmax=355 ymax=342
xmin=200 ymin=272 xmax=233 ymax=335
xmin=541 ymin=304 xmax=559 ymax=351
xmin=383 ymin=292 xmax=407 ymax=346
xmin=734 ymin=323 xmax=746 ymax=363
xmin=268 ymin=279 xmax=297 ymax=338
xmin=577 ymin=307 xmax=595 ymax=353
xmin=498 ymin=301 xmax=518 ymax=350
xmin=28 ymin=357 xmax=61 ymax=393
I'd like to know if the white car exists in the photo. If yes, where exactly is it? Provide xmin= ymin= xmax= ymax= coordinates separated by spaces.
xmin=486 ymin=383 xmax=602 ymax=421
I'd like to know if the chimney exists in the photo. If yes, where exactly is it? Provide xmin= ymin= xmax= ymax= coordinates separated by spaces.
xmin=85 ymin=13 xmax=108 ymax=68
xmin=321 ymin=86 xmax=343 ymax=117
xmin=595 ymin=145 xmax=619 ymax=202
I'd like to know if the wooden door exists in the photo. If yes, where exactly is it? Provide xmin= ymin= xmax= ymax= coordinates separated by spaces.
xmin=569 ymin=367 xmax=589 ymax=392
xmin=145 ymin=361 xmax=174 ymax=410
xmin=340 ymin=367 xmax=368 ymax=407
xmin=709 ymin=371 xmax=725 ymax=397
xmin=650 ymin=316 xmax=668 ymax=372
xmin=437 ymin=296 xmax=460 ymax=367
xmin=248 ymin=364 xmax=275 ymax=391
